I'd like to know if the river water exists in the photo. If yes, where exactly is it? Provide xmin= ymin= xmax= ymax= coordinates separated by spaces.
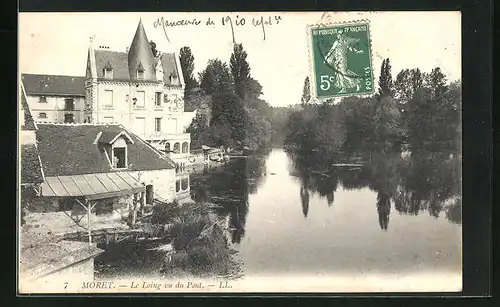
xmin=95 ymin=147 xmax=462 ymax=284
xmin=189 ymin=147 xmax=462 ymax=278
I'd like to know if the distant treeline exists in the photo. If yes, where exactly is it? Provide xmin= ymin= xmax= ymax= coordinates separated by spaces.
xmin=285 ymin=59 xmax=462 ymax=155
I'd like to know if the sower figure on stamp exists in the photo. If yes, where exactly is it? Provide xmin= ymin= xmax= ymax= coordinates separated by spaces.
xmin=324 ymin=30 xmax=364 ymax=93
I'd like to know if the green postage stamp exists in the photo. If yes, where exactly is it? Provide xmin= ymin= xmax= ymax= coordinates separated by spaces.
xmin=308 ymin=20 xmax=374 ymax=100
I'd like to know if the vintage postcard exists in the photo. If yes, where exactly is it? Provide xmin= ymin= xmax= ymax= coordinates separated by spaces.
xmin=18 ymin=11 xmax=462 ymax=294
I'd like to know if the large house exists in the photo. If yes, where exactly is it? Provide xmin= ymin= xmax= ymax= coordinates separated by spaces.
xmin=21 ymin=74 xmax=86 ymax=124
xmin=84 ymin=19 xmax=194 ymax=164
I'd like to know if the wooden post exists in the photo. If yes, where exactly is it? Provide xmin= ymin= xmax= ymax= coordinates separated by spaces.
xmin=141 ymin=191 xmax=146 ymax=213
xmin=87 ymin=201 xmax=92 ymax=246
xmin=140 ymin=191 xmax=145 ymax=215
xmin=131 ymin=193 xmax=137 ymax=226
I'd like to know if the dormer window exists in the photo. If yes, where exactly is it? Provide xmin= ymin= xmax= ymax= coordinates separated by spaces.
xmin=96 ymin=130 xmax=134 ymax=170
xmin=104 ymin=69 xmax=113 ymax=79
xmin=103 ymin=61 xmax=113 ymax=79
xmin=113 ymin=147 xmax=127 ymax=169
xmin=137 ymin=62 xmax=145 ymax=80
xmin=169 ymin=73 xmax=178 ymax=84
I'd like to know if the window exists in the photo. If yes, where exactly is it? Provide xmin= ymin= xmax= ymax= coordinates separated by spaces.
xmin=155 ymin=92 xmax=162 ymax=107
xmin=155 ymin=118 xmax=162 ymax=132
xmin=103 ymin=116 xmax=114 ymax=123
xmin=173 ymin=142 xmax=180 ymax=154
xmin=182 ymin=142 xmax=189 ymax=154
xmin=137 ymin=69 xmax=145 ymax=80
xmin=103 ymin=90 xmax=114 ymax=108
xmin=65 ymin=98 xmax=74 ymax=111
xmin=38 ymin=96 xmax=47 ymax=103
xmin=38 ymin=112 xmax=47 ymax=119
xmin=112 ymin=147 xmax=126 ymax=169
xmin=64 ymin=113 xmax=74 ymax=123
xmin=175 ymin=180 xmax=180 ymax=193
xmin=165 ymin=142 xmax=171 ymax=152
xmin=135 ymin=91 xmax=145 ymax=108
xmin=181 ymin=178 xmax=189 ymax=190
xmin=104 ymin=68 xmax=113 ymax=79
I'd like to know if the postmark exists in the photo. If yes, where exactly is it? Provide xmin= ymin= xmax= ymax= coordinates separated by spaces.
xmin=307 ymin=20 xmax=374 ymax=100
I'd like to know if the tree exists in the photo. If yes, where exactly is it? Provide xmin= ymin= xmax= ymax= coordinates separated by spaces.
xmin=301 ymin=77 xmax=311 ymax=104
xmin=186 ymin=112 xmax=210 ymax=149
xmin=229 ymin=43 xmax=251 ymax=99
xmin=338 ymin=96 xmax=376 ymax=151
xmin=244 ymin=108 xmax=272 ymax=151
xmin=150 ymin=41 xmax=159 ymax=57
xmin=179 ymin=46 xmax=199 ymax=91
xmin=199 ymin=59 xmax=234 ymax=95
xmin=199 ymin=59 xmax=247 ymax=146
xmin=377 ymin=58 xmax=394 ymax=99
xmin=425 ymin=67 xmax=448 ymax=100
xmin=372 ymin=97 xmax=404 ymax=146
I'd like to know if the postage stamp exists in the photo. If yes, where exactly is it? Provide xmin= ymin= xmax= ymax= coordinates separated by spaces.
xmin=307 ymin=20 xmax=374 ymax=100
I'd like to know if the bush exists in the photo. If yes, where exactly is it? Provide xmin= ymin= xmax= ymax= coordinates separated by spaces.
xmin=161 ymin=203 xmax=241 ymax=278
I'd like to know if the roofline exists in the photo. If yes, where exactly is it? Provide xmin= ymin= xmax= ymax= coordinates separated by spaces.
xmin=118 ymin=124 xmax=176 ymax=168
xmin=21 ymin=73 xmax=86 ymax=79
xmin=36 ymin=122 xmax=124 ymax=126
xmin=108 ymin=131 xmax=135 ymax=144
xmin=24 ymin=92 xmax=85 ymax=97
xmin=96 ymin=78 xmax=162 ymax=84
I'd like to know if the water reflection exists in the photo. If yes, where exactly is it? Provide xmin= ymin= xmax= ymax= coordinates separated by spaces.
xmin=191 ymin=146 xmax=461 ymax=242
xmin=189 ymin=156 xmax=267 ymax=243
xmin=287 ymin=147 xmax=462 ymax=230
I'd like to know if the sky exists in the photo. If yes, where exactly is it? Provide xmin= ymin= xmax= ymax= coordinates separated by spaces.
xmin=19 ymin=12 xmax=461 ymax=107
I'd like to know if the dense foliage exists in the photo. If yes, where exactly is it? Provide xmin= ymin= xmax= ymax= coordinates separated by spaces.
xmin=182 ymin=44 xmax=277 ymax=151
xmin=285 ymin=58 xmax=461 ymax=156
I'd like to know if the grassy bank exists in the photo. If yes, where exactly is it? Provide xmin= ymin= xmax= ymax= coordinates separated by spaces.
xmin=141 ymin=201 xmax=242 ymax=279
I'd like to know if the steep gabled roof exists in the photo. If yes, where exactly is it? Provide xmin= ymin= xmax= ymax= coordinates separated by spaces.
xmin=160 ymin=53 xmax=182 ymax=85
xmin=36 ymin=123 xmax=175 ymax=177
xmin=21 ymin=74 xmax=85 ymax=97
xmin=90 ymin=20 xmax=182 ymax=85
xmin=95 ymin=50 xmax=130 ymax=79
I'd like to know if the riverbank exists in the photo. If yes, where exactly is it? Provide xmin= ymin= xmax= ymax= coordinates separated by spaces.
xmin=95 ymin=201 xmax=243 ymax=280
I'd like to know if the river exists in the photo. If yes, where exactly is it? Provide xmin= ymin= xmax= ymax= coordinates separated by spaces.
xmin=189 ymin=147 xmax=462 ymax=278
xmin=96 ymin=147 xmax=462 ymax=282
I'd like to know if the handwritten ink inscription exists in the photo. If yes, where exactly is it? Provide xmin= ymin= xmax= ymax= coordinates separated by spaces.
xmin=153 ymin=15 xmax=283 ymax=43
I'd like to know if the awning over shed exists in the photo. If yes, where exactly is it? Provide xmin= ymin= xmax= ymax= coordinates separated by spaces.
xmin=40 ymin=172 xmax=145 ymax=201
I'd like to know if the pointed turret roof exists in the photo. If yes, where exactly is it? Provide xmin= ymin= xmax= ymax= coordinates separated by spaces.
xmin=128 ymin=19 xmax=155 ymax=80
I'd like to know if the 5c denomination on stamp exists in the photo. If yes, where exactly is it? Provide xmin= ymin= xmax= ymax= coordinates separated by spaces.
xmin=308 ymin=20 xmax=374 ymax=100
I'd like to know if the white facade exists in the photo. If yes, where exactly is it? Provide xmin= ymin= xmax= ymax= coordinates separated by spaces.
xmin=84 ymin=20 xmax=194 ymax=164
xmin=128 ymin=169 xmax=177 ymax=203
xmin=26 ymin=94 xmax=85 ymax=123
